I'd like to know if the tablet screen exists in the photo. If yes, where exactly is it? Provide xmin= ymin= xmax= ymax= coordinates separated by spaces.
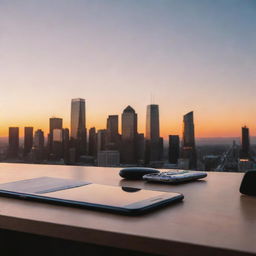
xmin=41 ymin=183 xmax=174 ymax=207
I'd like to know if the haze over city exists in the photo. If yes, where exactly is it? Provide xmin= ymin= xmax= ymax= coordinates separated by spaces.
xmin=0 ymin=0 xmax=256 ymax=138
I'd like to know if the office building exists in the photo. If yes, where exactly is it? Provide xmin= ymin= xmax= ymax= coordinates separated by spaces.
xmin=97 ymin=129 xmax=106 ymax=153
xmin=33 ymin=129 xmax=45 ymax=161
xmin=178 ymin=158 xmax=190 ymax=170
xmin=49 ymin=117 xmax=63 ymax=154
xmin=24 ymin=127 xmax=33 ymax=157
xmin=240 ymin=126 xmax=250 ymax=159
xmin=62 ymin=128 xmax=70 ymax=163
xmin=145 ymin=104 xmax=162 ymax=163
xmin=71 ymin=98 xmax=87 ymax=156
xmin=181 ymin=111 xmax=197 ymax=169
xmin=136 ymin=133 xmax=145 ymax=164
xmin=34 ymin=129 xmax=45 ymax=149
xmin=88 ymin=127 xmax=97 ymax=157
xmin=106 ymin=115 xmax=119 ymax=150
xmin=121 ymin=106 xmax=137 ymax=164
xmin=168 ymin=135 xmax=180 ymax=164
xmin=8 ymin=127 xmax=19 ymax=159
xmin=52 ymin=128 xmax=63 ymax=160
xmin=146 ymin=104 xmax=159 ymax=141
xmin=97 ymin=150 xmax=120 ymax=167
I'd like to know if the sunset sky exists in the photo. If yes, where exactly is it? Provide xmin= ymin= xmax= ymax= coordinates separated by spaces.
xmin=0 ymin=0 xmax=255 ymax=138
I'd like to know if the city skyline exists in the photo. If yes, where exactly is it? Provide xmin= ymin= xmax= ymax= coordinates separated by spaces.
xmin=0 ymin=98 xmax=255 ymax=140
xmin=3 ymin=98 xmax=255 ymax=171
xmin=1 ymin=1 xmax=256 ymax=138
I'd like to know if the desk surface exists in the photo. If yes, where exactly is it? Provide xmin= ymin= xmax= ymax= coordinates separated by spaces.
xmin=0 ymin=163 xmax=255 ymax=256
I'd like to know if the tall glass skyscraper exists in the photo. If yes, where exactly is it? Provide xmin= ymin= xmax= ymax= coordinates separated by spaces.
xmin=146 ymin=104 xmax=159 ymax=141
xmin=71 ymin=98 xmax=86 ymax=139
xmin=71 ymin=98 xmax=87 ymax=156
xmin=106 ymin=115 xmax=119 ymax=150
xmin=145 ymin=104 xmax=162 ymax=163
xmin=169 ymin=135 xmax=180 ymax=164
xmin=48 ymin=117 xmax=63 ymax=155
xmin=121 ymin=106 xmax=137 ymax=163
xmin=183 ymin=111 xmax=195 ymax=147
xmin=8 ymin=127 xmax=19 ymax=159
xmin=182 ymin=111 xmax=197 ymax=169
xmin=24 ymin=127 xmax=33 ymax=157
xmin=240 ymin=126 xmax=250 ymax=159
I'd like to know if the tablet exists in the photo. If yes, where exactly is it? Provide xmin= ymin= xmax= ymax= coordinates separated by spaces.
xmin=0 ymin=177 xmax=183 ymax=215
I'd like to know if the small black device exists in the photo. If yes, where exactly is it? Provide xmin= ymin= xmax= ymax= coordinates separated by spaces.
xmin=119 ymin=167 xmax=160 ymax=180
xmin=143 ymin=170 xmax=207 ymax=183
xmin=0 ymin=177 xmax=183 ymax=215
xmin=240 ymin=170 xmax=256 ymax=196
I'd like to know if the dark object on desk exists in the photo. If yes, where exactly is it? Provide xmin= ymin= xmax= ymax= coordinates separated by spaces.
xmin=240 ymin=170 xmax=256 ymax=196
xmin=119 ymin=167 xmax=160 ymax=180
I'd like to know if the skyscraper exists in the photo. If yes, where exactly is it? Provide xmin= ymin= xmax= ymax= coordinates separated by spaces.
xmin=182 ymin=111 xmax=197 ymax=169
xmin=52 ymin=128 xmax=63 ymax=160
xmin=49 ymin=117 xmax=63 ymax=154
xmin=169 ymin=135 xmax=180 ymax=164
xmin=62 ymin=128 xmax=70 ymax=163
xmin=146 ymin=104 xmax=159 ymax=141
xmin=97 ymin=129 xmax=107 ymax=153
xmin=136 ymin=133 xmax=145 ymax=164
xmin=106 ymin=115 xmax=119 ymax=150
xmin=8 ymin=127 xmax=19 ymax=159
xmin=50 ymin=117 xmax=63 ymax=134
xmin=88 ymin=127 xmax=97 ymax=157
xmin=145 ymin=104 xmax=162 ymax=163
xmin=121 ymin=106 xmax=137 ymax=163
xmin=34 ymin=129 xmax=44 ymax=149
xmin=33 ymin=129 xmax=45 ymax=161
xmin=240 ymin=126 xmax=250 ymax=159
xmin=24 ymin=127 xmax=33 ymax=157
xmin=71 ymin=98 xmax=87 ymax=156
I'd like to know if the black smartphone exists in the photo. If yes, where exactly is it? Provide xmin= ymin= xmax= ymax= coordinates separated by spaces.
xmin=0 ymin=177 xmax=183 ymax=215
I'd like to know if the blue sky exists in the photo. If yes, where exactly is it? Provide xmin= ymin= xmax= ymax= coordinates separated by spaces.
xmin=0 ymin=0 xmax=255 ymax=137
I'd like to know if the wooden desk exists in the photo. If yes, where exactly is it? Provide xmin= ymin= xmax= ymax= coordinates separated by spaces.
xmin=0 ymin=163 xmax=255 ymax=256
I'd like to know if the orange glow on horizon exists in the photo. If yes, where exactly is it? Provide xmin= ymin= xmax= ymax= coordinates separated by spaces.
xmin=0 ymin=117 xmax=254 ymax=139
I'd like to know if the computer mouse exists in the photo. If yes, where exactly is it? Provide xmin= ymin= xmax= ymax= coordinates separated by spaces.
xmin=119 ymin=167 xmax=160 ymax=180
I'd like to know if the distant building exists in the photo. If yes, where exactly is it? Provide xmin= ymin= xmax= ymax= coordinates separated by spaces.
xmin=34 ymin=129 xmax=44 ymax=149
xmin=145 ymin=104 xmax=162 ymax=164
xmin=70 ymin=98 xmax=87 ymax=156
xmin=121 ymin=106 xmax=137 ymax=164
xmin=49 ymin=117 xmax=63 ymax=154
xmin=8 ymin=127 xmax=19 ymax=159
xmin=136 ymin=133 xmax=145 ymax=164
xmin=88 ymin=127 xmax=97 ymax=157
xmin=33 ymin=129 xmax=45 ymax=161
xmin=62 ymin=128 xmax=70 ymax=163
xmin=52 ymin=128 xmax=63 ymax=160
xmin=178 ymin=158 xmax=190 ymax=170
xmin=97 ymin=129 xmax=106 ymax=152
xmin=168 ymin=135 xmax=180 ymax=164
xmin=106 ymin=115 xmax=119 ymax=150
xmin=24 ymin=127 xmax=33 ymax=157
xmin=203 ymin=155 xmax=221 ymax=171
xmin=240 ymin=126 xmax=250 ymax=159
xmin=181 ymin=111 xmax=197 ymax=169
xmin=97 ymin=150 xmax=120 ymax=167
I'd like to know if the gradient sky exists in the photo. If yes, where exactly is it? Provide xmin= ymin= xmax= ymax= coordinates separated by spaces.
xmin=0 ymin=0 xmax=256 ymax=138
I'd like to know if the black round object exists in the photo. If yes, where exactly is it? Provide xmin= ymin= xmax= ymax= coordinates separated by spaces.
xmin=240 ymin=170 xmax=256 ymax=196
xmin=121 ymin=187 xmax=141 ymax=193
xmin=119 ymin=167 xmax=160 ymax=180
